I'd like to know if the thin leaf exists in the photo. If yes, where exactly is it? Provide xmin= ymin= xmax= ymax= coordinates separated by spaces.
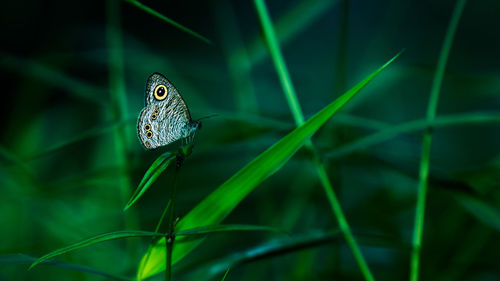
xmin=176 ymin=231 xmax=407 ymax=281
xmin=30 ymin=231 xmax=164 ymax=270
xmin=221 ymin=267 xmax=230 ymax=281
xmin=124 ymin=152 xmax=176 ymax=211
xmin=455 ymin=195 xmax=500 ymax=231
xmin=254 ymin=0 xmax=305 ymax=125
xmin=178 ymin=231 xmax=341 ymax=281
xmin=244 ymin=0 xmax=339 ymax=66
xmin=136 ymin=52 xmax=401 ymax=280
xmin=410 ymin=1 xmax=467 ymax=280
xmin=1 ymin=254 xmax=132 ymax=281
xmin=29 ymin=118 xmax=134 ymax=160
xmin=0 ymin=52 xmax=107 ymax=106
xmin=255 ymin=0 xmax=377 ymax=279
xmin=325 ymin=112 xmax=500 ymax=159
xmin=124 ymin=0 xmax=212 ymax=45
xmin=175 ymin=224 xmax=286 ymax=236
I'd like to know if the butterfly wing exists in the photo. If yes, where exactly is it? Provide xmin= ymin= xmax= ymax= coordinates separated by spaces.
xmin=137 ymin=105 xmax=159 ymax=150
xmin=137 ymin=73 xmax=197 ymax=150
xmin=144 ymin=73 xmax=192 ymax=121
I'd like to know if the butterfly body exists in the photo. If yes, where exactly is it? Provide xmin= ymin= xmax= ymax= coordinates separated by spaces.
xmin=137 ymin=73 xmax=200 ymax=150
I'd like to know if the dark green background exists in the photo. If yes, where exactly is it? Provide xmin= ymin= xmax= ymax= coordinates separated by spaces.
xmin=1 ymin=0 xmax=499 ymax=280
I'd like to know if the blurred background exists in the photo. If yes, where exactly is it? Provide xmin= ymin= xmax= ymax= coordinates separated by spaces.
xmin=1 ymin=0 xmax=499 ymax=280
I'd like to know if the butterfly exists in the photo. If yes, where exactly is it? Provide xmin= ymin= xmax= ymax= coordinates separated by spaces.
xmin=137 ymin=73 xmax=200 ymax=150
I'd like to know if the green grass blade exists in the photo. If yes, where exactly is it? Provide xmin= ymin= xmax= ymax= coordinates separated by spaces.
xmin=254 ymin=1 xmax=392 ymax=280
xmin=136 ymin=52 xmax=400 ymax=280
xmin=107 ymin=0 xmax=140 ymax=257
xmin=254 ymin=0 xmax=304 ymax=125
xmin=409 ymin=1 xmax=467 ymax=280
xmin=0 ymin=145 xmax=32 ymax=173
xmin=138 ymin=200 xmax=172 ymax=281
xmin=0 ymin=52 xmax=107 ymax=106
xmin=124 ymin=0 xmax=212 ymax=45
xmin=181 ymin=231 xmax=341 ymax=281
xmin=2 ymin=254 xmax=132 ymax=281
xmin=28 ymin=118 xmax=134 ymax=160
xmin=29 ymin=231 xmax=165 ymax=270
xmin=455 ymin=195 xmax=500 ymax=231
xmin=175 ymin=224 xmax=286 ymax=236
xmin=244 ymin=0 xmax=338 ymax=66
xmin=124 ymin=152 xmax=176 ymax=211
xmin=325 ymin=112 xmax=500 ymax=159
xmin=221 ymin=267 xmax=230 ymax=281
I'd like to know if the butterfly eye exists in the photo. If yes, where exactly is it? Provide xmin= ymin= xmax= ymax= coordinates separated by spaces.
xmin=154 ymin=85 xmax=168 ymax=100
xmin=144 ymin=124 xmax=151 ymax=131
xmin=145 ymin=141 xmax=151 ymax=148
xmin=146 ymin=131 xmax=153 ymax=138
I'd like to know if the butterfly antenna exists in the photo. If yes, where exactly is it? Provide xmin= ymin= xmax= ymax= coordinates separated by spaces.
xmin=197 ymin=113 xmax=219 ymax=121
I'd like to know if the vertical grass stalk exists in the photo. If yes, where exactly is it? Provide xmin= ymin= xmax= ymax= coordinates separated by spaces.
xmin=139 ymin=200 xmax=171 ymax=281
xmin=106 ymin=0 xmax=139 ymax=261
xmin=254 ymin=0 xmax=304 ymax=126
xmin=254 ymin=0 xmax=374 ymax=280
xmin=165 ymin=151 xmax=185 ymax=281
xmin=409 ymin=1 xmax=467 ymax=280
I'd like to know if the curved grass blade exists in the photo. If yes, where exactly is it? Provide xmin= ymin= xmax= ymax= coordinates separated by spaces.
xmin=29 ymin=118 xmax=134 ymax=160
xmin=255 ymin=1 xmax=383 ymax=279
xmin=221 ymin=267 xmax=230 ymax=281
xmin=29 ymin=231 xmax=164 ymax=270
xmin=1 ymin=254 xmax=132 ymax=281
xmin=244 ymin=0 xmax=338 ymax=66
xmin=325 ymin=112 xmax=500 ymax=159
xmin=175 ymin=224 xmax=287 ymax=236
xmin=455 ymin=195 xmax=500 ymax=231
xmin=0 ymin=52 xmax=107 ymax=107
xmin=0 ymin=145 xmax=33 ymax=174
xmin=124 ymin=0 xmax=212 ymax=45
xmin=179 ymin=231 xmax=341 ymax=281
xmin=410 ymin=1 xmax=467 ymax=280
xmin=124 ymin=152 xmax=176 ymax=211
xmin=137 ymin=52 xmax=401 ymax=280
xmin=177 ymin=231 xmax=407 ymax=281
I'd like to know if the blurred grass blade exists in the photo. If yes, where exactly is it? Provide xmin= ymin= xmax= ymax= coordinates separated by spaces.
xmin=0 ymin=52 xmax=107 ymax=106
xmin=137 ymin=52 xmax=401 ymax=280
xmin=175 ymin=224 xmax=286 ymax=236
xmin=0 ymin=145 xmax=32 ymax=173
xmin=410 ymin=1 xmax=467 ymax=280
xmin=30 ymin=231 xmax=165 ymax=270
xmin=455 ymin=195 xmax=500 ymax=231
xmin=221 ymin=267 xmax=230 ymax=281
xmin=124 ymin=152 xmax=176 ymax=211
xmin=244 ymin=0 xmax=338 ymax=66
xmin=325 ymin=112 xmax=500 ymax=159
xmin=254 ymin=0 xmax=304 ymax=125
xmin=28 ymin=118 xmax=134 ymax=160
xmin=255 ymin=1 xmax=382 ymax=279
xmin=1 ymin=254 xmax=132 ymax=281
xmin=181 ymin=231 xmax=341 ymax=281
xmin=124 ymin=0 xmax=212 ymax=45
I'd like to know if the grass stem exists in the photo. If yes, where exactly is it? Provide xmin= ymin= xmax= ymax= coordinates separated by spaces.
xmin=106 ymin=0 xmax=140 ymax=266
xmin=325 ymin=112 xmax=500 ymax=160
xmin=409 ymin=1 xmax=467 ymax=280
xmin=124 ymin=0 xmax=212 ymax=45
xmin=254 ymin=0 xmax=375 ymax=280
xmin=164 ymin=150 xmax=185 ymax=281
